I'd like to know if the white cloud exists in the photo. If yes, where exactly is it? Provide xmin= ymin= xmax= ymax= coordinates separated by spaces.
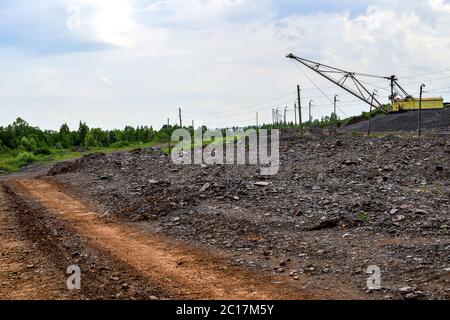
xmin=92 ymin=0 xmax=136 ymax=47
xmin=429 ymin=0 xmax=450 ymax=12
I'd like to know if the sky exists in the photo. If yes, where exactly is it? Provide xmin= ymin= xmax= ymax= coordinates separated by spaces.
xmin=1 ymin=0 xmax=450 ymax=130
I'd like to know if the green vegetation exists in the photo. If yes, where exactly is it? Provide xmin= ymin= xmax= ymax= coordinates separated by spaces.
xmin=355 ymin=212 xmax=368 ymax=223
xmin=0 ymin=106 xmax=391 ymax=174
xmin=0 ymin=118 xmax=185 ymax=173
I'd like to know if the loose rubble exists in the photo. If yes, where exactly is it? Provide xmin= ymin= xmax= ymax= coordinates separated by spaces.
xmin=50 ymin=132 xmax=450 ymax=299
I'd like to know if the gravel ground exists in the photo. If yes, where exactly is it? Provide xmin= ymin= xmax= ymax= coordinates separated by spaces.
xmin=49 ymin=132 xmax=450 ymax=299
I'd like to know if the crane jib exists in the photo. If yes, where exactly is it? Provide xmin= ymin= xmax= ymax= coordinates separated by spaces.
xmin=286 ymin=53 xmax=414 ymax=114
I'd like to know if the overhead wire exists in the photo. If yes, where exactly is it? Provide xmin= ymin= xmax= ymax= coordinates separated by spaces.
xmin=179 ymin=65 xmax=450 ymax=128
xmin=290 ymin=60 xmax=349 ymax=117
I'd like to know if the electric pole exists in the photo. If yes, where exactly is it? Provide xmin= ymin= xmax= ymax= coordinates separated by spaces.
xmin=284 ymin=106 xmax=287 ymax=126
xmin=294 ymin=103 xmax=297 ymax=126
xmin=309 ymin=100 xmax=313 ymax=134
xmin=275 ymin=108 xmax=280 ymax=125
xmin=256 ymin=112 xmax=259 ymax=128
xmin=167 ymin=118 xmax=171 ymax=158
xmin=179 ymin=108 xmax=182 ymax=127
xmin=334 ymin=94 xmax=338 ymax=135
xmin=297 ymin=85 xmax=302 ymax=133
xmin=368 ymin=90 xmax=377 ymax=136
xmin=419 ymin=84 xmax=425 ymax=136
xmin=390 ymin=75 xmax=396 ymax=107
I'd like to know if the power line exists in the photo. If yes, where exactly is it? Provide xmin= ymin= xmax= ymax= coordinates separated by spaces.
xmin=402 ymin=74 xmax=450 ymax=86
xmin=297 ymin=68 xmax=450 ymax=90
xmin=182 ymin=97 xmax=297 ymax=117
xmin=401 ymin=68 xmax=450 ymax=79
xmin=182 ymin=91 xmax=296 ymax=116
xmin=180 ymin=67 xmax=450 ymax=129
xmin=194 ymin=98 xmax=366 ymax=128
xmin=358 ymin=79 xmax=390 ymax=91
xmin=291 ymin=60 xmax=349 ymax=117
xmin=428 ymin=88 xmax=450 ymax=93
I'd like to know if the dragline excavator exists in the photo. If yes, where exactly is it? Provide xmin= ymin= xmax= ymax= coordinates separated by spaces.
xmin=286 ymin=53 xmax=444 ymax=113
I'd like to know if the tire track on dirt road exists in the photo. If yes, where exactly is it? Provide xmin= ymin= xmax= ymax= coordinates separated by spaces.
xmin=1 ymin=181 xmax=174 ymax=300
xmin=16 ymin=178 xmax=315 ymax=300
xmin=0 ymin=185 xmax=67 ymax=299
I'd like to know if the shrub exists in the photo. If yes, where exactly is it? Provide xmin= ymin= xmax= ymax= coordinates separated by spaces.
xmin=17 ymin=152 xmax=35 ymax=164
xmin=29 ymin=137 xmax=37 ymax=151
xmin=355 ymin=212 xmax=367 ymax=223
xmin=20 ymin=136 xmax=32 ymax=151
xmin=0 ymin=163 xmax=14 ymax=172
xmin=0 ymin=141 xmax=7 ymax=153
xmin=109 ymin=140 xmax=130 ymax=148
xmin=34 ymin=147 xmax=51 ymax=155
xmin=84 ymin=132 xmax=98 ymax=147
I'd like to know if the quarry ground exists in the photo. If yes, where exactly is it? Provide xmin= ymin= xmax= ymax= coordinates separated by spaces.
xmin=1 ymin=131 xmax=449 ymax=300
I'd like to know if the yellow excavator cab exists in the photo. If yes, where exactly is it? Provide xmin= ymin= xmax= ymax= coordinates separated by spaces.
xmin=391 ymin=97 xmax=444 ymax=112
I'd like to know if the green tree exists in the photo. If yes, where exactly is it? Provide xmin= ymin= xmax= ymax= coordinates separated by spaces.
xmin=59 ymin=123 xmax=72 ymax=148
xmin=77 ymin=121 xmax=89 ymax=146
xmin=122 ymin=126 xmax=136 ymax=142
xmin=20 ymin=136 xmax=31 ymax=151
xmin=0 ymin=138 xmax=5 ymax=152
xmin=29 ymin=137 xmax=37 ymax=151
xmin=13 ymin=118 xmax=30 ymax=137
xmin=108 ymin=130 xmax=119 ymax=144
xmin=84 ymin=131 xmax=98 ymax=147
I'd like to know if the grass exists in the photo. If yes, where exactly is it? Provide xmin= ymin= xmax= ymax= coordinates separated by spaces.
xmin=0 ymin=132 xmax=247 ymax=172
xmin=355 ymin=212 xmax=368 ymax=223
xmin=366 ymin=132 xmax=414 ymax=139
xmin=160 ymin=134 xmax=243 ymax=154
xmin=0 ymin=141 xmax=160 ymax=175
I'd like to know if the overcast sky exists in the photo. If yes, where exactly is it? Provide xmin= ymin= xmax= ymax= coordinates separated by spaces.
xmin=1 ymin=0 xmax=450 ymax=130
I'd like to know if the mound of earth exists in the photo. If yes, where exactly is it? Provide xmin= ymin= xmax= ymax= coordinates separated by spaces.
xmin=342 ymin=108 xmax=450 ymax=133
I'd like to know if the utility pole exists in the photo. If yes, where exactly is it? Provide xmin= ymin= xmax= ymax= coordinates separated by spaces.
xmin=368 ymin=90 xmax=377 ymax=136
xmin=256 ymin=112 xmax=259 ymax=128
xmin=390 ymin=75 xmax=396 ymax=107
xmin=309 ymin=100 xmax=313 ymax=134
xmin=419 ymin=84 xmax=425 ymax=136
xmin=294 ymin=102 xmax=297 ymax=126
xmin=178 ymin=108 xmax=182 ymax=127
xmin=167 ymin=118 xmax=171 ymax=159
xmin=297 ymin=85 xmax=302 ymax=133
xmin=192 ymin=120 xmax=195 ymax=130
xmin=284 ymin=106 xmax=287 ymax=126
xmin=333 ymin=95 xmax=338 ymax=135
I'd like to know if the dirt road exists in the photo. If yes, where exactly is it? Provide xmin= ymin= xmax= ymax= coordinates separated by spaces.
xmin=0 ymin=177 xmax=319 ymax=300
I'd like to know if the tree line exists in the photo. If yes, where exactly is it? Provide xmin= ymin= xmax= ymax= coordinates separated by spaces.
xmin=0 ymin=118 xmax=181 ymax=154
xmin=0 ymin=108 xmax=380 ymax=154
